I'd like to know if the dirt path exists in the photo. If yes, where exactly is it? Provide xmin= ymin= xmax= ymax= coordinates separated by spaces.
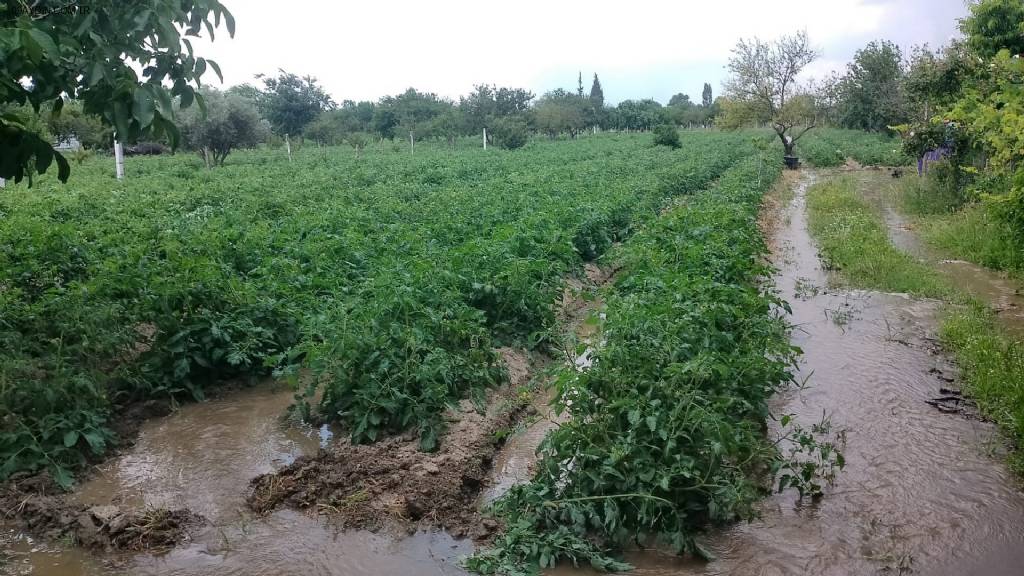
xmin=552 ymin=169 xmax=1024 ymax=576
xmin=844 ymin=169 xmax=1024 ymax=337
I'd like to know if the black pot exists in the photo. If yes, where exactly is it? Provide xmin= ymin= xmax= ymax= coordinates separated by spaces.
xmin=784 ymin=155 xmax=800 ymax=169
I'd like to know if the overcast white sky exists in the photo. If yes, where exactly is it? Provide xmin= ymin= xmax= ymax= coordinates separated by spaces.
xmin=191 ymin=0 xmax=968 ymax=105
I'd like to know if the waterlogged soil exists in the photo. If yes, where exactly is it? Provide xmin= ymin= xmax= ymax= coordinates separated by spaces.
xmin=1 ymin=264 xmax=613 ymax=576
xmin=9 ymin=179 xmax=1024 ymax=576
xmin=247 ymin=263 xmax=612 ymax=538
xmin=480 ymin=265 xmax=609 ymax=505
xmin=247 ymin=346 xmax=533 ymax=540
xmin=1 ymin=384 xmax=475 ymax=575
xmin=856 ymin=169 xmax=1024 ymax=337
xmin=551 ymin=170 xmax=1024 ymax=576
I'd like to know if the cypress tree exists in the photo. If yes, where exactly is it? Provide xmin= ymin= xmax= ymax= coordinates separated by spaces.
xmin=589 ymin=74 xmax=604 ymax=108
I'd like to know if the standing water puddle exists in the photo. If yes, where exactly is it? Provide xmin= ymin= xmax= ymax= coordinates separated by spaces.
xmin=2 ymin=384 xmax=472 ymax=575
xmin=550 ymin=171 xmax=1024 ymax=575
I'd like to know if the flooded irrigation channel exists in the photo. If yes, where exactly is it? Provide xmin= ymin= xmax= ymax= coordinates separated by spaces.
xmin=554 ymin=171 xmax=1024 ymax=575
xmin=4 ymin=174 xmax=1024 ymax=576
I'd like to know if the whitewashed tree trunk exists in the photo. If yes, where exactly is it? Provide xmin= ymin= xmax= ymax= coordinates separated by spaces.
xmin=483 ymin=127 xmax=487 ymax=150
xmin=114 ymin=139 xmax=125 ymax=180
xmin=410 ymin=131 xmax=414 ymax=154
xmin=285 ymin=134 xmax=292 ymax=162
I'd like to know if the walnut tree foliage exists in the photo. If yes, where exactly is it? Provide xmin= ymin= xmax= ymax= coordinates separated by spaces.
xmin=0 ymin=0 xmax=234 ymax=184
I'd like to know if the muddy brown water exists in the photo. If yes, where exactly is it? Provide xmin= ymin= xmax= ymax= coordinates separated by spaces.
xmin=850 ymin=169 xmax=1024 ymax=338
xmin=7 ymin=173 xmax=1024 ymax=575
xmin=549 ymin=171 xmax=1024 ymax=575
xmin=884 ymin=203 xmax=1024 ymax=337
xmin=2 ymin=384 xmax=471 ymax=575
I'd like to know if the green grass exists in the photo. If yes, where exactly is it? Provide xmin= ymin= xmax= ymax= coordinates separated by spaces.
xmin=806 ymin=177 xmax=954 ymax=298
xmin=896 ymin=176 xmax=1024 ymax=276
xmin=806 ymin=173 xmax=1024 ymax=476
xmin=942 ymin=305 xmax=1024 ymax=473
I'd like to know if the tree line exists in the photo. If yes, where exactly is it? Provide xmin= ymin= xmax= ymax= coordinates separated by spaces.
xmin=184 ymin=70 xmax=723 ymax=160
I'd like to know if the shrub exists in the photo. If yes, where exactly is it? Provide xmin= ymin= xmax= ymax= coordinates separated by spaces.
xmin=652 ymin=124 xmax=681 ymax=148
xmin=491 ymin=117 xmax=530 ymax=150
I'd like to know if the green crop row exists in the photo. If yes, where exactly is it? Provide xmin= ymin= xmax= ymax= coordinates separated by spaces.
xmin=467 ymin=151 xmax=800 ymax=574
xmin=1 ymin=133 xmax=755 ymax=483
xmin=798 ymin=128 xmax=910 ymax=167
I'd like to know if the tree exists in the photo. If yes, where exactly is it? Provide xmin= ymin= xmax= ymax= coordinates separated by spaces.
xmin=615 ymin=99 xmax=665 ymax=131
xmin=257 ymin=70 xmax=335 ymax=137
xmin=589 ymin=74 xmax=604 ymax=109
xmin=179 ymin=88 xmax=264 ymax=166
xmin=838 ymin=40 xmax=908 ymax=131
xmin=905 ymin=42 xmax=973 ymax=121
xmin=960 ymin=0 xmax=1024 ymax=58
xmin=668 ymin=93 xmax=693 ymax=107
xmin=810 ymin=71 xmax=844 ymax=126
xmin=304 ymin=110 xmax=350 ymax=145
xmin=346 ymin=132 xmax=370 ymax=158
xmin=490 ymin=116 xmax=530 ymax=149
xmin=577 ymin=71 xmax=584 ymax=98
xmin=723 ymin=31 xmax=819 ymax=158
xmin=702 ymin=83 xmax=713 ymax=108
xmin=375 ymin=88 xmax=452 ymax=140
xmin=47 ymin=100 xmax=111 ymax=150
xmin=532 ymin=89 xmax=585 ymax=137
xmin=459 ymin=84 xmax=533 ymax=139
xmin=430 ymin=109 xmax=465 ymax=148
xmin=0 ymin=1 xmax=233 ymax=183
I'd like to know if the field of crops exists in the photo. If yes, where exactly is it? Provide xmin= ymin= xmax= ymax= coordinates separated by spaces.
xmin=468 ymin=151 xmax=806 ymax=573
xmin=1 ymin=132 xmax=771 ymax=484
xmin=797 ymin=128 xmax=909 ymax=167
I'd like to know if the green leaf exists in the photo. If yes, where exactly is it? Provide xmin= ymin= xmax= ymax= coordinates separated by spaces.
xmin=87 ymin=61 xmax=104 ymax=87
xmin=133 ymin=87 xmax=156 ymax=129
xmin=179 ymin=85 xmax=194 ymax=109
xmin=54 ymin=151 xmax=69 ymax=183
xmin=645 ymin=415 xmax=657 ymax=432
xmin=208 ymin=59 xmax=223 ymax=83
xmin=111 ymin=100 xmax=131 ymax=140
xmin=154 ymin=87 xmax=174 ymax=117
xmin=63 ymin=430 xmax=80 ymax=448
xmin=195 ymin=91 xmax=208 ymax=117
xmin=27 ymin=29 xmax=59 ymax=60
xmin=34 ymin=143 xmax=53 ymax=174
xmin=223 ymin=9 xmax=236 ymax=37
xmin=83 ymin=431 xmax=105 ymax=452
xmin=52 ymin=466 xmax=74 ymax=490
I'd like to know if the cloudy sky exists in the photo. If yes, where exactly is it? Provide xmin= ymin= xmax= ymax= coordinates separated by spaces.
xmin=191 ymin=0 xmax=969 ymax=105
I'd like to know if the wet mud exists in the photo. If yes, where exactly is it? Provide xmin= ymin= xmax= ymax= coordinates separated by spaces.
xmin=247 ymin=347 xmax=532 ymax=540
xmin=480 ymin=263 xmax=609 ymax=505
xmin=550 ymin=170 xmax=1024 ymax=575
